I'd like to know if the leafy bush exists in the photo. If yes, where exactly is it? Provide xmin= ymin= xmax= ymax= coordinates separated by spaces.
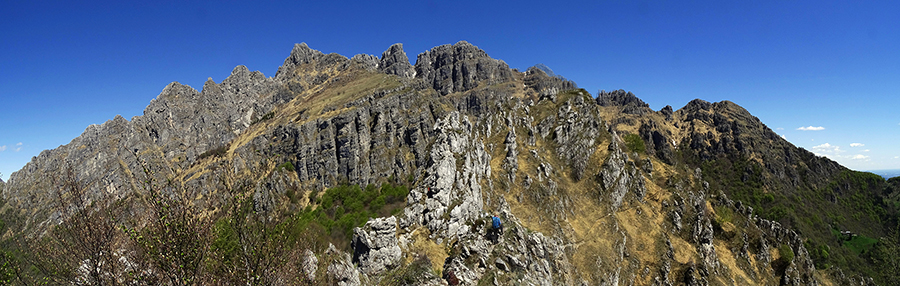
xmin=250 ymin=111 xmax=275 ymax=125
xmin=844 ymin=234 xmax=878 ymax=255
xmin=291 ymin=182 xmax=410 ymax=247
xmin=714 ymin=205 xmax=734 ymax=225
xmin=779 ymin=244 xmax=794 ymax=263
xmin=805 ymin=239 xmax=831 ymax=269
xmin=275 ymin=161 xmax=295 ymax=172
xmin=623 ymin=133 xmax=646 ymax=154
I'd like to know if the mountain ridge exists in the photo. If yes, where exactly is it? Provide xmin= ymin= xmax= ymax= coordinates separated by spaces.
xmin=1 ymin=41 xmax=895 ymax=285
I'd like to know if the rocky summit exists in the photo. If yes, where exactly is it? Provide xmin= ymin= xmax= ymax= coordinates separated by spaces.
xmin=1 ymin=41 xmax=898 ymax=285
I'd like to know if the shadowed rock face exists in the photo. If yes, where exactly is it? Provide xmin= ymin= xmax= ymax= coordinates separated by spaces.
xmin=379 ymin=43 xmax=415 ymax=78
xmin=414 ymin=41 xmax=514 ymax=95
xmin=524 ymin=66 xmax=577 ymax=100
xmin=597 ymin=89 xmax=649 ymax=115
xmin=4 ymin=41 xmax=876 ymax=285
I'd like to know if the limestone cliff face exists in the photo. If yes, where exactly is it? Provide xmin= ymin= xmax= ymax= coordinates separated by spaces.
xmin=4 ymin=41 xmax=870 ymax=285
xmin=414 ymin=41 xmax=514 ymax=95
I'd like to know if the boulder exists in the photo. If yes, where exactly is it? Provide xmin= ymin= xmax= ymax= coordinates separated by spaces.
xmin=351 ymin=216 xmax=401 ymax=274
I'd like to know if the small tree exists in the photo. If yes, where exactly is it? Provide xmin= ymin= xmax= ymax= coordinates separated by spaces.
xmin=19 ymin=164 xmax=124 ymax=285
xmin=873 ymin=223 xmax=900 ymax=284
xmin=123 ymin=151 xmax=213 ymax=285
xmin=209 ymin=168 xmax=304 ymax=285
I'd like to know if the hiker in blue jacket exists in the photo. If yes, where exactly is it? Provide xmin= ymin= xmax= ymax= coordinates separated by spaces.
xmin=491 ymin=212 xmax=503 ymax=243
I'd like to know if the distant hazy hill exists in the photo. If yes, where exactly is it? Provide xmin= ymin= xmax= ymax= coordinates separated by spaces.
xmin=871 ymin=169 xmax=900 ymax=179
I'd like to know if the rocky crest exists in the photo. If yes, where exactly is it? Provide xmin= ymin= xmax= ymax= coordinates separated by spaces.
xmin=3 ymin=41 xmax=884 ymax=285
xmin=414 ymin=41 xmax=514 ymax=95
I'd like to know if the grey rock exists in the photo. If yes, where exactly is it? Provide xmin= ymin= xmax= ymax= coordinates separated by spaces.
xmin=554 ymin=95 xmax=601 ymax=180
xmin=350 ymin=54 xmax=379 ymax=71
xmin=5 ymin=63 xmax=282 ymax=231
xmin=414 ymin=41 xmax=513 ymax=95
xmin=503 ymin=127 xmax=518 ymax=181
xmin=2 ymin=40 xmax=840 ymax=286
xmin=302 ymin=249 xmax=318 ymax=281
xmin=596 ymin=89 xmax=649 ymax=115
xmin=352 ymin=216 xmax=401 ymax=275
xmin=379 ymin=43 xmax=415 ymax=78
xmin=327 ymin=244 xmax=365 ymax=286
xmin=525 ymin=66 xmax=576 ymax=98
xmin=642 ymin=158 xmax=654 ymax=175
xmin=597 ymin=133 xmax=648 ymax=211
xmin=495 ymin=258 xmax=509 ymax=272
xmin=671 ymin=210 xmax=683 ymax=231
xmin=694 ymin=212 xmax=718 ymax=272
xmin=660 ymin=105 xmax=674 ymax=121
xmin=639 ymin=120 xmax=676 ymax=165
xmin=275 ymin=43 xmax=325 ymax=81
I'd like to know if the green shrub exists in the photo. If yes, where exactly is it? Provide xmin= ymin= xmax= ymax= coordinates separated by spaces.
xmin=805 ymin=239 xmax=831 ymax=269
xmin=623 ymin=133 xmax=646 ymax=154
xmin=275 ymin=162 xmax=295 ymax=172
xmin=714 ymin=205 xmax=734 ymax=225
xmin=296 ymin=182 xmax=411 ymax=247
xmin=250 ymin=111 xmax=275 ymax=125
xmin=845 ymin=235 xmax=878 ymax=255
xmin=779 ymin=244 xmax=795 ymax=263
xmin=211 ymin=218 xmax=240 ymax=267
xmin=370 ymin=195 xmax=386 ymax=212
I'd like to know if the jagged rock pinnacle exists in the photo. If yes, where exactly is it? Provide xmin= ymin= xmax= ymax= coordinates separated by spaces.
xmin=275 ymin=42 xmax=325 ymax=81
xmin=379 ymin=43 xmax=415 ymax=78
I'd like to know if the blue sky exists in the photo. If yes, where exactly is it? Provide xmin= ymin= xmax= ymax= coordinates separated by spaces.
xmin=2 ymin=1 xmax=899 ymax=181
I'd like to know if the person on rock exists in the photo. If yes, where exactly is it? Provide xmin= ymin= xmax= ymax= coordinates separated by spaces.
xmin=491 ymin=212 xmax=503 ymax=243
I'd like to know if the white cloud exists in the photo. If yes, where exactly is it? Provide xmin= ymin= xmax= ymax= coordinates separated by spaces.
xmin=812 ymin=143 xmax=843 ymax=154
xmin=812 ymin=143 xmax=838 ymax=159
xmin=797 ymin=126 xmax=825 ymax=131
xmin=776 ymin=127 xmax=784 ymax=130
xmin=0 ymin=145 xmax=5 ymax=152
xmin=896 ymin=156 xmax=900 ymax=159
xmin=863 ymin=149 xmax=870 ymax=152
xmin=851 ymin=154 xmax=869 ymax=160
xmin=850 ymin=143 xmax=864 ymax=147
xmin=16 ymin=142 xmax=22 ymax=146
xmin=780 ymin=134 xmax=786 ymax=140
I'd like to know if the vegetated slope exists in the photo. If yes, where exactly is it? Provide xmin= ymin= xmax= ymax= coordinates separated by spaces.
xmin=1 ymin=41 xmax=894 ymax=285
xmin=601 ymin=92 xmax=899 ymax=283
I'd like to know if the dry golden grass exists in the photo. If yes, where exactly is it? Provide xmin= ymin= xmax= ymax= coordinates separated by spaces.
xmin=403 ymin=227 xmax=448 ymax=275
xmin=814 ymin=271 xmax=838 ymax=286
xmin=714 ymin=239 xmax=754 ymax=284
xmin=229 ymin=68 xmax=401 ymax=153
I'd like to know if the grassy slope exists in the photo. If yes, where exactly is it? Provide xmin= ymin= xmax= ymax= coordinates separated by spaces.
xmin=601 ymin=101 xmax=897 ymax=283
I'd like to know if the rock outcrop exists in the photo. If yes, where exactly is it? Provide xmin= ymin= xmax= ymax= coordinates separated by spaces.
xmin=352 ymin=216 xmax=402 ymax=275
xmin=414 ymin=41 xmax=514 ymax=95
xmin=524 ymin=65 xmax=577 ymax=99
xmin=379 ymin=43 xmax=415 ymax=78
xmin=597 ymin=133 xmax=647 ymax=212
xmin=597 ymin=89 xmax=649 ymax=115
